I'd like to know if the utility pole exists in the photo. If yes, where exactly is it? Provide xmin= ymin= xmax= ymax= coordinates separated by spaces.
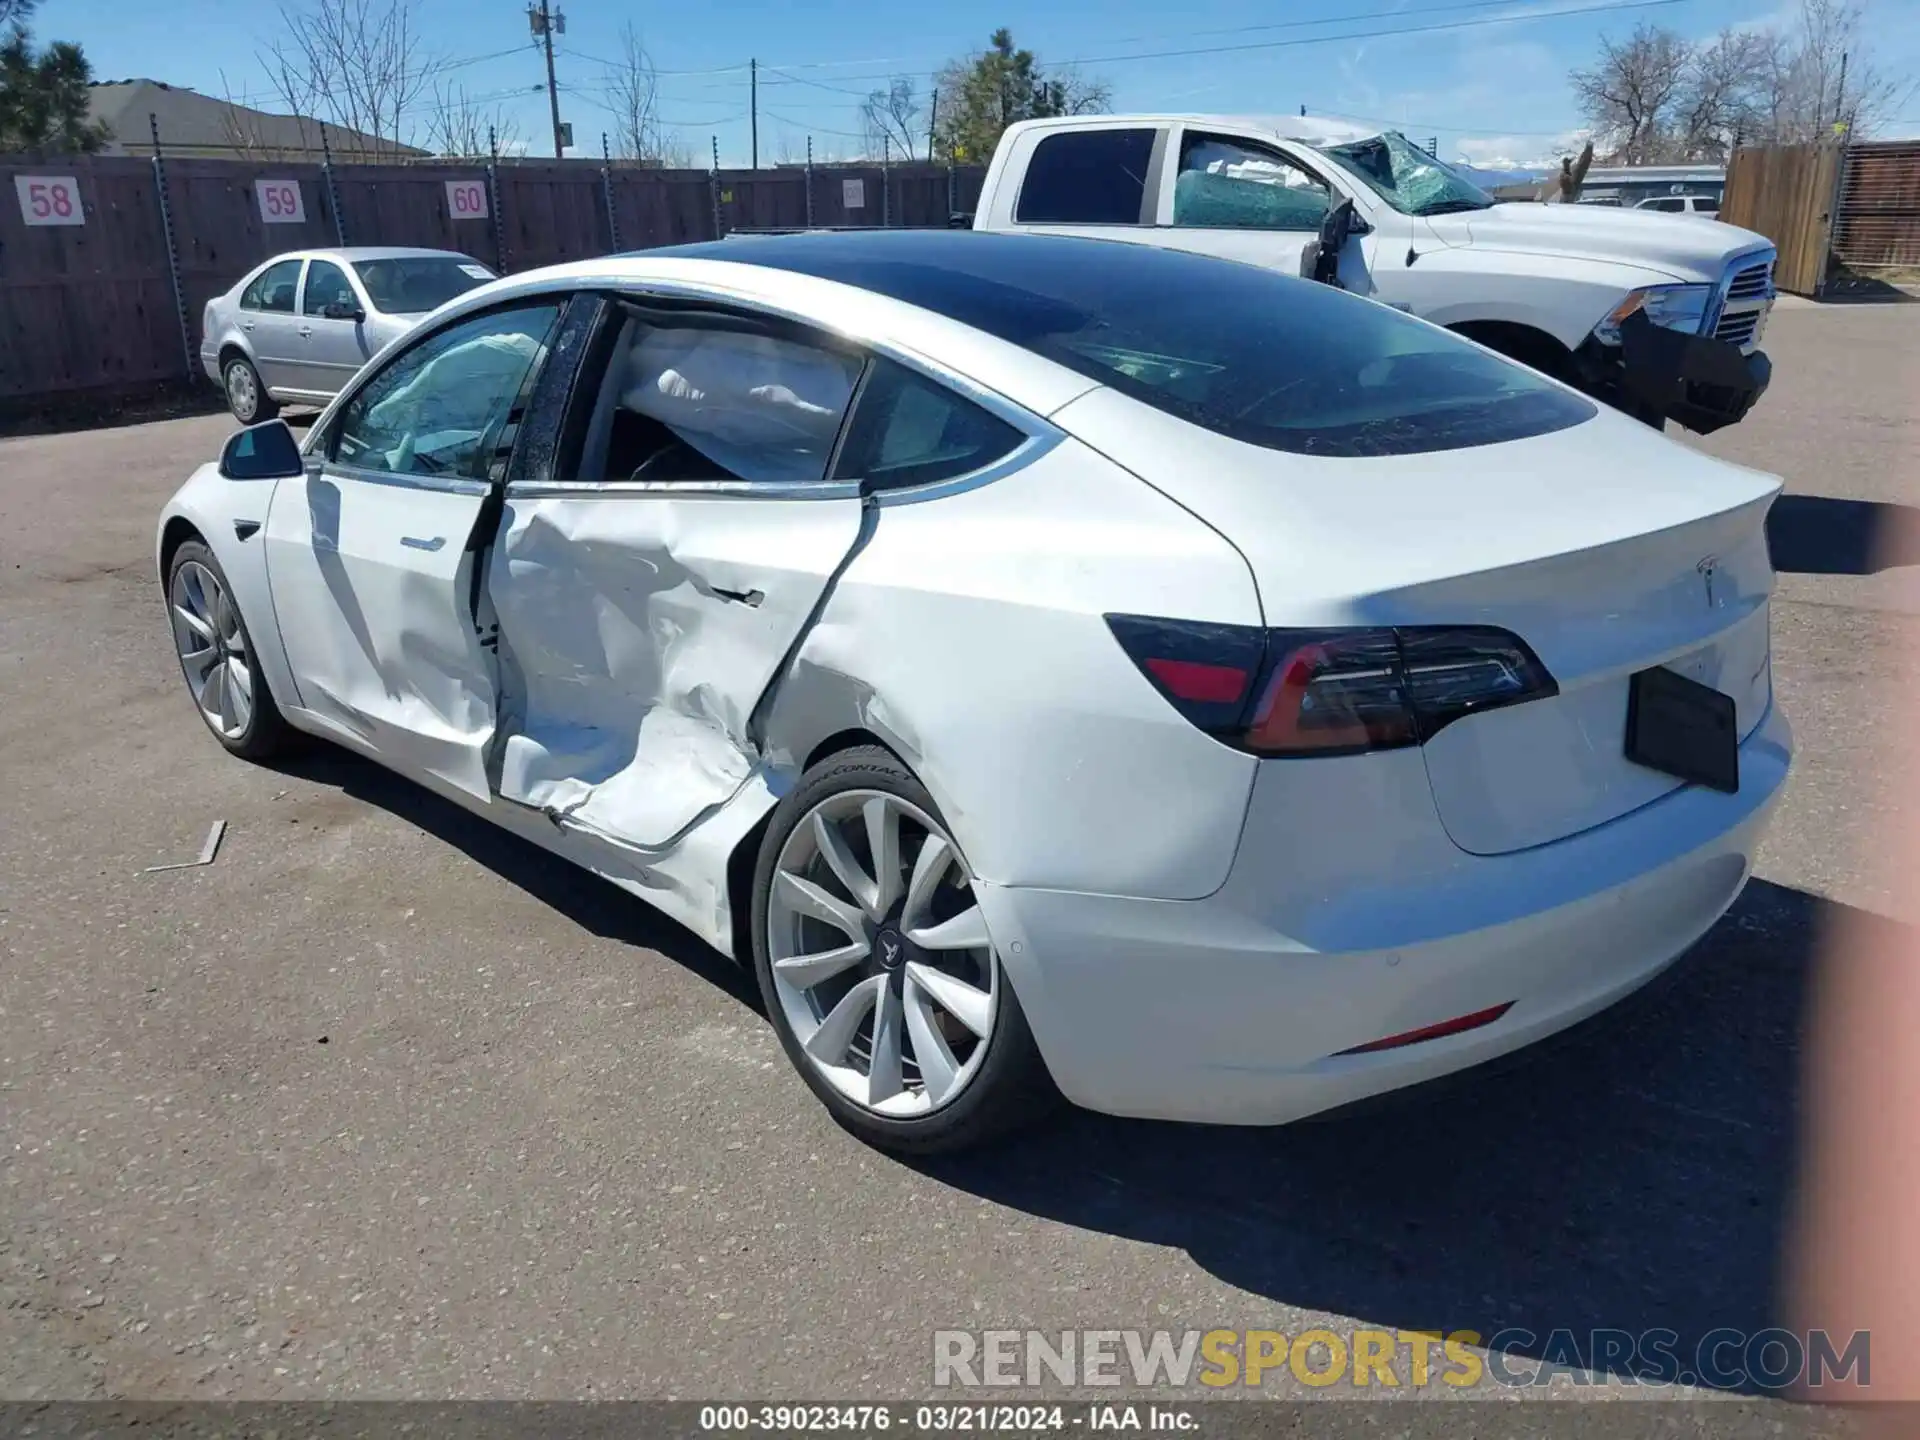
xmin=529 ymin=0 xmax=566 ymax=158
xmin=750 ymin=58 xmax=759 ymax=169
xmin=1834 ymin=50 xmax=1849 ymax=135
xmin=928 ymin=88 xmax=938 ymax=163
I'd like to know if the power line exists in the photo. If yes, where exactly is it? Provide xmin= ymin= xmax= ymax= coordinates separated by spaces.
xmin=758 ymin=106 xmax=868 ymax=140
xmin=737 ymin=0 xmax=1706 ymax=97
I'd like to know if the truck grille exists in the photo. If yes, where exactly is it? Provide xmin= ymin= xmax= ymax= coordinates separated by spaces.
xmin=1716 ymin=310 xmax=1762 ymax=347
xmin=1724 ymin=260 xmax=1773 ymax=301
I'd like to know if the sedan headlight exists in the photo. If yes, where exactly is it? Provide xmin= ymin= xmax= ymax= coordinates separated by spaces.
xmin=1592 ymin=284 xmax=1714 ymax=345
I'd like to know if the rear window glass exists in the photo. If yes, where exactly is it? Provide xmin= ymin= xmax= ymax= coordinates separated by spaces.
xmin=722 ymin=233 xmax=1597 ymax=458
xmin=1014 ymin=129 xmax=1155 ymax=225
xmin=352 ymin=256 xmax=494 ymax=314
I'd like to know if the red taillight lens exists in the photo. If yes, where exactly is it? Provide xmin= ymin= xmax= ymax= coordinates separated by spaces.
xmin=1105 ymin=616 xmax=1556 ymax=757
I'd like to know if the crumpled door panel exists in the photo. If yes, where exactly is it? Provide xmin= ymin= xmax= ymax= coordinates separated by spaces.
xmin=487 ymin=493 xmax=864 ymax=849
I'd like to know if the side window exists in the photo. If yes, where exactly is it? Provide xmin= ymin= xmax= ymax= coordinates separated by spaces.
xmin=1173 ymin=135 xmax=1331 ymax=231
xmin=1645 ymin=196 xmax=1684 ymax=213
xmin=832 ymin=358 xmax=1026 ymax=491
xmin=1014 ymin=128 xmax=1156 ymax=225
xmin=577 ymin=310 xmax=863 ymax=486
xmin=241 ymin=258 xmax=303 ymax=313
xmin=302 ymin=260 xmax=357 ymax=316
xmin=331 ymin=301 xmax=563 ymax=480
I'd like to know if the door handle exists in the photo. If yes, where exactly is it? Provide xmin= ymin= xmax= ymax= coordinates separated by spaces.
xmin=400 ymin=535 xmax=446 ymax=552
xmin=711 ymin=585 xmax=764 ymax=607
xmin=298 ymin=326 xmax=313 ymax=338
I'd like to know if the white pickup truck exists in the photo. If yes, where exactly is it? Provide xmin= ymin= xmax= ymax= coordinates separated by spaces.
xmin=969 ymin=113 xmax=1777 ymax=434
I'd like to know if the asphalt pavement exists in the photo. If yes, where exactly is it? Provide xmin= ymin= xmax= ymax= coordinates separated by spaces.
xmin=0 ymin=300 xmax=1914 ymax=1422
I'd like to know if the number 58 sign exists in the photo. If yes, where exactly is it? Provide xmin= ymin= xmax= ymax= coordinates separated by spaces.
xmin=15 ymin=175 xmax=84 ymax=226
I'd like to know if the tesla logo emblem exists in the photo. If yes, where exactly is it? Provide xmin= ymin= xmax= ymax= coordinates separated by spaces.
xmin=1697 ymin=556 xmax=1722 ymax=609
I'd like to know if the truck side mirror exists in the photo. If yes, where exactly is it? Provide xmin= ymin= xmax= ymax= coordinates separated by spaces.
xmin=1312 ymin=199 xmax=1358 ymax=287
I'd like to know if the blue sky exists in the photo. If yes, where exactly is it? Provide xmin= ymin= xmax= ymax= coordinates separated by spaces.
xmin=57 ymin=0 xmax=1920 ymax=167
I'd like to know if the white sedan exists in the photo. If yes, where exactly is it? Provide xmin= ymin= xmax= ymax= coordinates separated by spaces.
xmin=157 ymin=231 xmax=1791 ymax=1154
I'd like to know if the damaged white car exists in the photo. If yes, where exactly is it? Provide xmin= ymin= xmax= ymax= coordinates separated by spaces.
xmin=159 ymin=231 xmax=1790 ymax=1153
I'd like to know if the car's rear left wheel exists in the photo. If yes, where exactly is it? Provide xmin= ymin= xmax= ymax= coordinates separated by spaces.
xmin=750 ymin=746 xmax=1056 ymax=1154
xmin=167 ymin=540 xmax=293 ymax=760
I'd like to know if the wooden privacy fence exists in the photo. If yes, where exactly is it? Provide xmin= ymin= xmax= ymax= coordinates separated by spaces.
xmin=1721 ymin=142 xmax=1843 ymax=296
xmin=0 ymin=152 xmax=988 ymax=406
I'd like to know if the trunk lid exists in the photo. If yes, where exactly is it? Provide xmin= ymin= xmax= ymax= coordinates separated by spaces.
xmin=1052 ymin=389 xmax=1780 ymax=855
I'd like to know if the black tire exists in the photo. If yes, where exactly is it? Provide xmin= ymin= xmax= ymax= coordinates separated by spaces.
xmin=221 ymin=353 xmax=278 ymax=424
xmin=750 ymin=745 xmax=1059 ymax=1155
xmin=166 ymin=539 xmax=295 ymax=761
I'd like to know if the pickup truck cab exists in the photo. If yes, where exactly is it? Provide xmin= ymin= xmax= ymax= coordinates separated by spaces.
xmin=972 ymin=114 xmax=1775 ymax=434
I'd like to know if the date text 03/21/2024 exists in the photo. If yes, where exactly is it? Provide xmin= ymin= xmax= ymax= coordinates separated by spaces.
xmin=698 ymin=1405 xmax=1198 ymax=1432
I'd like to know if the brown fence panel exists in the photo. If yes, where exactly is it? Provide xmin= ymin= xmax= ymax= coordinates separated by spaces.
xmin=333 ymin=165 xmax=497 ymax=265
xmin=499 ymin=165 xmax=619 ymax=271
xmin=1831 ymin=140 xmax=1920 ymax=271
xmin=0 ymin=155 xmax=184 ymax=398
xmin=1722 ymin=143 xmax=1842 ymax=295
xmin=611 ymin=170 xmax=717 ymax=250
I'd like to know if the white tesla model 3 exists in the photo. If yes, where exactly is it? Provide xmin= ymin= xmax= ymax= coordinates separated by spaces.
xmin=157 ymin=231 xmax=1791 ymax=1153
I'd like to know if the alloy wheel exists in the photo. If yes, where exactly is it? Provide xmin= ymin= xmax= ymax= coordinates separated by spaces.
xmin=767 ymin=790 xmax=1000 ymax=1118
xmin=169 ymin=559 xmax=255 ymax=740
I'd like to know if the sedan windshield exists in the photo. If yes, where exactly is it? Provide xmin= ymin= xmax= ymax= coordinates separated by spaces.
xmin=1314 ymin=131 xmax=1495 ymax=216
xmin=352 ymin=256 xmax=494 ymax=315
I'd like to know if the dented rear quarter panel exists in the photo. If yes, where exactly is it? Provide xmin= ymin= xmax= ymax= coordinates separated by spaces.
xmin=761 ymin=435 xmax=1266 ymax=901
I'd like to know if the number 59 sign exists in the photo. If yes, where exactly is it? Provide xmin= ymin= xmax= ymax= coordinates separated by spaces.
xmin=15 ymin=175 xmax=84 ymax=226
xmin=255 ymin=178 xmax=306 ymax=224
xmin=445 ymin=179 xmax=488 ymax=220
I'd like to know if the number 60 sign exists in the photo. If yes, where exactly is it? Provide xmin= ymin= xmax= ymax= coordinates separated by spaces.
xmin=445 ymin=179 xmax=488 ymax=220
xmin=14 ymin=175 xmax=84 ymax=226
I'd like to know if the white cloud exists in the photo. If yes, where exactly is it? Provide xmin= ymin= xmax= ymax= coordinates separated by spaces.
xmin=1455 ymin=127 xmax=1590 ymax=168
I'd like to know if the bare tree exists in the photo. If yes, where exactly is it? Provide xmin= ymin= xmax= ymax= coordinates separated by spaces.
xmin=0 ymin=0 xmax=36 ymax=30
xmin=861 ymin=77 xmax=921 ymax=159
xmin=1572 ymin=0 xmax=1916 ymax=157
xmin=1676 ymin=29 xmax=1777 ymax=157
xmin=424 ymin=79 xmax=522 ymax=157
xmin=602 ymin=23 xmax=681 ymax=163
xmin=1766 ymin=0 xmax=1914 ymax=140
xmin=260 ymin=0 xmax=433 ymax=158
xmin=1569 ymin=22 xmax=1691 ymax=162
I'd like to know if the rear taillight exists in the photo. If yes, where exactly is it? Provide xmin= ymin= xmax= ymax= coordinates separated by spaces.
xmin=1106 ymin=615 xmax=1556 ymax=757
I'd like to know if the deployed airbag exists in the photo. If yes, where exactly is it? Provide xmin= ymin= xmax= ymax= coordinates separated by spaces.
xmin=621 ymin=329 xmax=861 ymax=485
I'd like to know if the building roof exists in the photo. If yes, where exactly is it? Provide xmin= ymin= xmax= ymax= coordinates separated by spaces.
xmin=86 ymin=80 xmax=428 ymax=159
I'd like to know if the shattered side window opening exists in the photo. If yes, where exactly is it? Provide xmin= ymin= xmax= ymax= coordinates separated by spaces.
xmin=580 ymin=313 xmax=863 ymax=486
xmin=1314 ymin=131 xmax=1495 ymax=216
xmin=1173 ymin=135 xmax=1333 ymax=231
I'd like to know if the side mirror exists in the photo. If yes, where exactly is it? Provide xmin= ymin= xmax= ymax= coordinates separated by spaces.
xmin=1311 ymin=198 xmax=1358 ymax=287
xmin=324 ymin=300 xmax=367 ymax=322
xmin=219 ymin=420 xmax=306 ymax=480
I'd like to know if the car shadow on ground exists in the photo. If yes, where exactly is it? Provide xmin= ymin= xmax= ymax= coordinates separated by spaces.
xmin=914 ymin=878 xmax=1884 ymax=1395
xmin=1767 ymin=494 xmax=1920 ymax=575
xmin=267 ymin=744 xmax=763 ymax=1013
xmin=264 ymin=744 xmax=1872 ymax=1395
